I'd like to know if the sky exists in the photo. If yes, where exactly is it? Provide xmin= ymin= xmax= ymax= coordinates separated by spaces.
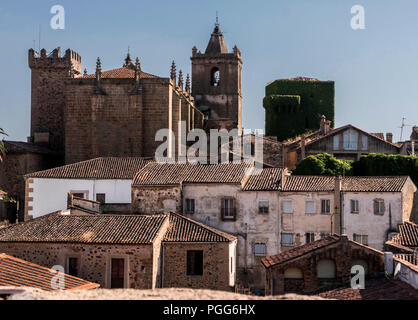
xmin=0 ymin=0 xmax=417 ymax=142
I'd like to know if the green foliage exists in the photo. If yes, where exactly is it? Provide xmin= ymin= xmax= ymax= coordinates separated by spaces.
xmin=353 ymin=154 xmax=418 ymax=185
xmin=293 ymin=153 xmax=353 ymax=176
xmin=263 ymin=79 xmax=335 ymax=142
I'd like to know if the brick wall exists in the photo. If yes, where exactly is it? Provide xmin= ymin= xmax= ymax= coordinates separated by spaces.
xmin=131 ymin=186 xmax=182 ymax=214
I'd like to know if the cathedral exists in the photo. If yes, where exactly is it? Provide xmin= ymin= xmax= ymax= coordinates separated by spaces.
xmin=0 ymin=21 xmax=243 ymax=221
xmin=28 ymin=20 xmax=242 ymax=164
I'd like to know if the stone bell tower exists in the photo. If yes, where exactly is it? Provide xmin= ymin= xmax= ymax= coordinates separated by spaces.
xmin=191 ymin=20 xmax=242 ymax=132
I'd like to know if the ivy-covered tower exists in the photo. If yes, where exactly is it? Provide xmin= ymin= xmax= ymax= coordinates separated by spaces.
xmin=263 ymin=77 xmax=335 ymax=141
xmin=191 ymin=20 xmax=242 ymax=132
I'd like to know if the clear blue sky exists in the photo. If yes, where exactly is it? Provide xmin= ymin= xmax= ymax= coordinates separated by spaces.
xmin=0 ymin=0 xmax=417 ymax=142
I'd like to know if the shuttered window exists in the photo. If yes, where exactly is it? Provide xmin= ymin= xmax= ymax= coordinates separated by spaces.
xmin=187 ymin=251 xmax=203 ymax=276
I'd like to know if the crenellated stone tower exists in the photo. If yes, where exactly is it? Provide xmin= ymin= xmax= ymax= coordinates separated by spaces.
xmin=28 ymin=47 xmax=82 ymax=155
xmin=191 ymin=21 xmax=242 ymax=133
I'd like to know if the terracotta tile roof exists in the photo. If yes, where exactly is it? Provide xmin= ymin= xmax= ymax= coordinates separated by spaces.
xmin=243 ymin=168 xmax=286 ymax=191
xmin=391 ymin=221 xmax=418 ymax=248
xmin=317 ymin=277 xmax=418 ymax=300
xmin=394 ymin=253 xmax=418 ymax=266
xmin=0 ymin=213 xmax=168 ymax=244
xmin=25 ymin=157 xmax=151 ymax=180
xmin=0 ymin=253 xmax=99 ymax=291
xmin=83 ymin=67 xmax=158 ymax=79
xmin=164 ymin=213 xmax=236 ymax=243
xmin=281 ymin=176 xmax=410 ymax=192
xmin=262 ymin=235 xmax=341 ymax=268
xmin=133 ymin=162 xmax=252 ymax=186
xmin=282 ymin=175 xmax=335 ymax=192
xmin=0 ymin=212 xmax=236 ymax=244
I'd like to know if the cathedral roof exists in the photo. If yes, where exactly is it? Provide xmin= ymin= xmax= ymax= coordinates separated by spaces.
xmin=83 ymin=67 xmax=158 ymax=79
xmin=205 ymin=24 xmax=228 ymax=54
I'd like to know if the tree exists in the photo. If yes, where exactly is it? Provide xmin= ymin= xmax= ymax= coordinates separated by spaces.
xmin=293 ymin=153 xmax=353 ymax=176
xmin=0 ymin=127 xmax=6 ymax=162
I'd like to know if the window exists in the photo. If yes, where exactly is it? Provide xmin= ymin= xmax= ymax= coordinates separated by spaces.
xmin=282 ymin=199 xmax=293 ymax=214
xmin=185 ymin=199 xmax=195 ymax=214
xmin=281 ymin=233 xmax=294 ymax=246
xmin=71 ymin=191 xmax=87 ymax=199
xmin=305 ymin=232 xmax=315 ymax=244
xmin=96 ymin=193 xmax=106 ymax=203
xmin=254 ymin=243 xmax=267 ymax=256
xmin=211 ymin=67 xmax=220 ymax=87
xmin=361 ymin=135 xmax=368 ymax=151
xmin=110 ymin=258 xmax=125 ymax=289
xmin=321 ymin=199 xmax=331 ymax=215
xmin=67 ymin=257 xmax=79 ymax=277
xmin=305 ymin=199 xmax=315 ymax=214
xmin=351 ymin=200 xmax=360 ymax=213
xmin=343 ymin=129 xmax=358 ymax=150
xmin=333 ymin=135 xmax=340 ymax=150
xmin=221 ymin=198 xmax=236 ymax=220
xmin=258 ymin=200 xmax=269 ymax=214
xmin=187 ymin=250 xmax=203 ymax=276
xmin=374 ymin=199 xmax=385 ymax=215
xmin=317 ymin=259 xmax=336 ymax=279
xmin=284 ymin=268 xmax=303 ymax=280
xmin=353 ymin=234 xmax=368 ymax=246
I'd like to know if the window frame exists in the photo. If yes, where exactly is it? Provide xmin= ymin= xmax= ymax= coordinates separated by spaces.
xmin=253 ymin=243 xmax=267 ymax=256
xmin=305 ymin=199 xmax=316 ymax=215
xmin=281 ymin=233 xmax=294 ymax=246
xmin=350 ymin=199 xmax=360 ymax=214
xmin=221 ymin=198 xmax=236 ymax=221
xmin=66 ymin=257 xmax=79 ymax=277
xmin=320 ymin=199 xmax=331 ymax=215
xmin=373 ymin=199 xmax=385 ymax=215
xmin=282 ymin=199 xmax=293 ymax=214
xmin=305 ymin=232 xmax=315 ymax=244
xmin=343 ymin=129 xmax=358 ymax=150
xmin=187 ymin=250 xmax=204 ymax=276
xmin=353 ymin=233 xmax=369 ymax=246
xmin=185 ymin=198 xmax=195 ymax=214
xmin=258 ymin=200 xmax=269 ymax=215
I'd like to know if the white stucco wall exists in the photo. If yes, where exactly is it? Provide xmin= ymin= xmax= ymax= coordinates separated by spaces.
xmin=28 ymin=178 xmax=132 ymax=219
xmin=342 ymin=192 xmax=403 ymax=251
xmin=279 ymin=192 xmax=335 ymax=249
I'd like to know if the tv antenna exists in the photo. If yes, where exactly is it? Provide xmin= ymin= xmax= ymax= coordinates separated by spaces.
xmin=399 ymin=117 xmax=412 ymax=141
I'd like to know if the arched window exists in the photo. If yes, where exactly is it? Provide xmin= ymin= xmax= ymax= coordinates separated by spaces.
xmin=211 ymin=67 xmax=220 ymax=87
xmin=284 ymin=267 xmax=303 ymax=279
xmin=317 ymin=259 xmax=336 ymax=279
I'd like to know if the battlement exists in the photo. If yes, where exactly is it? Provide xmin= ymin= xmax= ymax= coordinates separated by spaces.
xmin=28 ymin=47 xmax=82 ymax=75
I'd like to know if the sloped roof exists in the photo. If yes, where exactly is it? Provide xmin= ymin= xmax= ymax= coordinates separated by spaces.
xmin=133 ymin=162 xmax=252 ymax=186
xmin=0 ymin=213 xmax=168 ymax=244
xmin=262 ymin=235 xmax=382 ymax=268
xmin=243 ymin=168 xmax=286 ymax=191
xmin=163 ymin=213 xmax=236 ymax=242
xmin=390 ymin=221 xmax=418 ymax=248
xmin=25 ymin=157 xmax=151 ymax=180
xmin=0 ymin=253 xmax=99 ymax=291
xmin=205 ymin=25 xmax=228 ymax=54
xmin=317 ymin=277 xmax=418 ymax=300
xmin=83 ymin=67 xmax=158 ymax=79
xmin=281 ymin=176 xmax=410 ymax=192
xmin=0 ymin=212 xmax=236 ymax=244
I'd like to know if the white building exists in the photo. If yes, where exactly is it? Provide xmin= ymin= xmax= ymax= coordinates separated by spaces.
xmin=24 ymin=157 xmax=150 ymax=219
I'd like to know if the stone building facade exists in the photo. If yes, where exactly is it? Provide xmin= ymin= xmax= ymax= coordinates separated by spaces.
xmin=262 ymin=235 xmax=385 ymax=295
xmin=0 ymin=211 xmax=237 ymax=291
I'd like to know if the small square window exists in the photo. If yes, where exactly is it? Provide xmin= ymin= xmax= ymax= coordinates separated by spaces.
xmin=258 ymin=200 xmax=269 ymax=214
xmin=305 ymin=199 xmax=315 ymax=214
xmin=351 ymin=200 xmax=359 ymax=213
xmin=321 ymin=199 xmax=331 ymax=215
xmin=282 ymin=200 xmax=293 ymax=214
xmin=374 ymin=199 xmax=385 ymax=215
xmin=353 ymin=234 xmax=368 ymax=246
xmin=185 ymin=199 xmax=195 ymax=214
xmin=254 ymin=243 xmax=267 ymax=256
xmin=281 ymin=233 xmax=294 ymax=246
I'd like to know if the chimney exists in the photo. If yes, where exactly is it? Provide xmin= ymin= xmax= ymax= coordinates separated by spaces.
xmin=333 ymin=176 xmax=343 ymax=234
xmin=320 ymin=115 xmax=331 ymax=135
xmin=384 ymin=252 xmax=394 ymax=275
xmin=386 ymin=133 xmax=393 ymax=143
